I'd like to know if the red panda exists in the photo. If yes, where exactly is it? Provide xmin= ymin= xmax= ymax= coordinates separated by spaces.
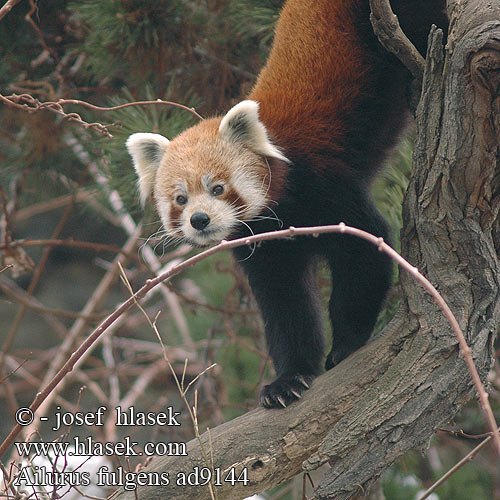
xmin=126 ymin=0 xmax=448 ymax=408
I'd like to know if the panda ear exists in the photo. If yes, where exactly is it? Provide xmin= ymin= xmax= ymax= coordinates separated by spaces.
xmin=126 ymin=133 xmax=170 ymax=205
xmin=218 ymin=100 xmax=289 ymax=162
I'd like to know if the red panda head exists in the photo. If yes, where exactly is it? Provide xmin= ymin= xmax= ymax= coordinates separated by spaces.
xmin=127 ymin=100 xmax=288 ymax=246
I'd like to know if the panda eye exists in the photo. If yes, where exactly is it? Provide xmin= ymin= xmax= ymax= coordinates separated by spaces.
xmin=212 ymin=185 xmax=224 ymax=196
xmin=176 ymin=194 xmax=187 ymax=205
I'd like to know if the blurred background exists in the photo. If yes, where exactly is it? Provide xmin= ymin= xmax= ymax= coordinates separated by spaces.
xmin=0 ymin=1 xmax=498 ymax=498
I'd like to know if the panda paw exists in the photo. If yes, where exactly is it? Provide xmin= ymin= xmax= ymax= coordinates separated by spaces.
xmin=260 ymin=374 xmax=314 ymax=408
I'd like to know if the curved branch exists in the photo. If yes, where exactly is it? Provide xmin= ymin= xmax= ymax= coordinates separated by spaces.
xmin=0 ymin=94 xmax=203 ymax=137
xmin=369 ymin=0 xmax=425 ymax=80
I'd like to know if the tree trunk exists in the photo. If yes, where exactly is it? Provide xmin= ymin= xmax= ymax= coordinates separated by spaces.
xmin=114 ymin=0 xmax=500 ymax=498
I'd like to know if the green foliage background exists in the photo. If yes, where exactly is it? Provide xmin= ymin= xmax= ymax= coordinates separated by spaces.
xmin=0 ymin=1 xmax=498 ymax=499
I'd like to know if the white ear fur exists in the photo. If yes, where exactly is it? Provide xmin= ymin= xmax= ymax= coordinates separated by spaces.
xmin=126 ymin=133 xmax=170 ymax=205
xmin=218 ymin=100 xmax=289 ymax=162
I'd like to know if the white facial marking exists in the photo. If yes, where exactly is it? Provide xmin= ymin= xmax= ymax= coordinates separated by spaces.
xmin=231 ymin=167 xmax=267 ymax=219
xmin=156 ymin=198 xmax=171 ymax=232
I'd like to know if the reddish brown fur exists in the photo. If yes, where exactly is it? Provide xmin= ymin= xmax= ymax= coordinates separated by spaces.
xmin=250 ymin=0 xmax=363 ymax=143
xmin=248 ymin=0 xmax=405 ymax=180
xmin=168 ymin=204 xmax=184 ymax=230
xmin=224 ymin=187 xmax=246 ymax=212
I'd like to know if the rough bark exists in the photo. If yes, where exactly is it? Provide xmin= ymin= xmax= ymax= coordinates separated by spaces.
xmin=115 ymin=0 xmax=500 ymax=498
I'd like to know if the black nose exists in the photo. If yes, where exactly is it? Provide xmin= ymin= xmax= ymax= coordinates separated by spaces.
xmin=190 ymin=212 xmax=210 ymax=230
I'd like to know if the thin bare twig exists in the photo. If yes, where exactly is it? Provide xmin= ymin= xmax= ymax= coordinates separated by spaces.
xmin=2 ymin=355 xmax=73 ymax=410
xmin=0 ymin=93 xmax=116 ymax=137
xmin=119 ymin=265 xmax=218 ymax=497
xmin=417 ymin=431 xmax=498 ymax=500
xmin=0 ymin=197 xmax=74 ymax=384
xmin=438 ymin=427 xmax=494 ymax=440
xmin=24 ymin=0 xmax=60 ymax=63
xmin=0 ymin=0 xmax=23 ymax=21
xmin=1 ymin=223 xmax=498 ymax=460
xmin=52 ymin=98 xmax=203 ymax=121
xmin=0 ymin=237 xmax=136 ymax=258
xmin=0 ymin=182 xmax=13 ymax=248
xmin=0 ymin=461 xmax=17 ymax=498
xmin=0 ymin=93 xmax=203 ymax=137
xmin=166 ymin=281 xmax=258 ymax=315
xmin=12 ymin=190 xmax=98 ymax=221
xmin=0 ymin=279 xmax=111 ymax=320
xmin=117 ymin=358 xmax=166 ymax=411
xmin=223 ymin=312 xmax=268 ymax=359
xmin=17 ymin=228 xmax=142 ymax=444
xmin=102 ymin=334 xmax=120 ymax=442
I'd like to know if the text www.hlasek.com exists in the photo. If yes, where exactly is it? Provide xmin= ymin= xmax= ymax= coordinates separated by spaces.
xmin=14 ymin=436 xmax=179 ymax=457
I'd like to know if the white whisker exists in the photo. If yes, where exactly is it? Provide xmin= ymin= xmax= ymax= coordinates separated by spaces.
xmin=263 ymin=157 xmax=273 ymax=199
xmin=234 ymin=218 xmax=257 ymax=261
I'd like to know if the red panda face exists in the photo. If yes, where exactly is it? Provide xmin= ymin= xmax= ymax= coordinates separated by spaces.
xmin=154 ymin=130 xmax=270 ymax=246
xmin=127 ymin=100 xmax=288 ymax=247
